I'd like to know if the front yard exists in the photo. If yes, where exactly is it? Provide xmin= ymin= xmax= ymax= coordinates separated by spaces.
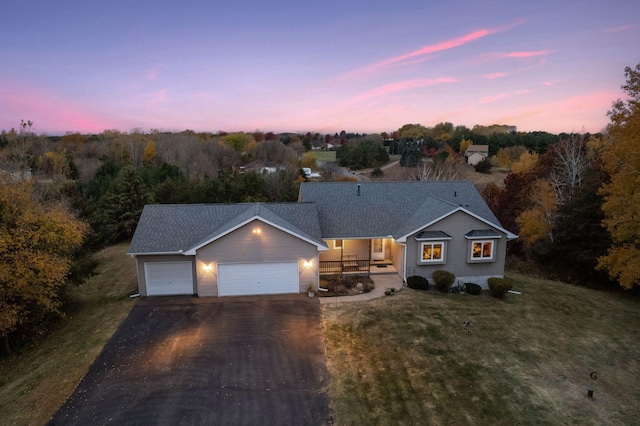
xmin=322 ymin=273 xmax=640 ymax=425
xmin=0 ymin=243 xmax=138 ymax=426
xmin=2 ymin=243 xmax=639 ymax=425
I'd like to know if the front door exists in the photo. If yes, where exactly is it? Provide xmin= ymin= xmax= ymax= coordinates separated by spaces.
xmin=371 ymin=238 xmax=385 ymax=261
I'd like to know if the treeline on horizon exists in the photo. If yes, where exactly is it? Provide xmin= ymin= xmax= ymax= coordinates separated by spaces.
xmin=2 ymin=71 xmax=639 ymax=357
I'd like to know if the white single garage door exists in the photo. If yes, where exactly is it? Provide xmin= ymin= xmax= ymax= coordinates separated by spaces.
xmin=144 ymin=262 xmax=194 ymax=296
xmin=218 ymin=262 xmax=299 ymax=297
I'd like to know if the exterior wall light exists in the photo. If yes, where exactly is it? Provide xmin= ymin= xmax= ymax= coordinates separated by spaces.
xmin=252 ymin=228 xmax=262 ymax=235
xmin=303 ymin=260 xmax=313 ymax=269
xmin=202 ymin=263 xmax=213 ymax=273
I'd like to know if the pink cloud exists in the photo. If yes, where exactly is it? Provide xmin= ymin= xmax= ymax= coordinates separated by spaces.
xmin=478 ymin=93 xmax=509 ymax=103
xmin=370 ymin=29 xmax=495 ymax=71
xmin=516 ymin=89 xmax=532 ymax=95
xmin=145 ymin=64 xmax=164 ymax=81
xmin=603 ymin=25 xmax=634 ymax=33
xmin=349 ymin=77 xmax=458 ymax=103
xmin=479 ymin=50 xmax=552 ymax=62
xmin=505 ymin=50 xmax=552 ymax=58
xmin=0 ymin=82 xmax=118 ymax=134
xmin=484 ymin=72 xmax=507 ymax=79
xmin=489 ymin=91 xmax=618 ymax=133
xmin=146 ymin=89 xmax=168 ymax=105
xmin=339 ymin=24 xmax=521 ymax=81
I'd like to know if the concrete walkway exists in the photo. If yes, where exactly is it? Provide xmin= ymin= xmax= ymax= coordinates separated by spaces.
xmin=318 ymin=274 xmax=405 ymax=305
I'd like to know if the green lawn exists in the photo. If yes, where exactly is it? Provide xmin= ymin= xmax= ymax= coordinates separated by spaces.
xmin=313 ymin=150 xmax=337 ymax=162
xmin=0 ymin=243 xmax=138 ymax=426
xmin=3 ymin=250 xmax=639 ymax=426
xmin=322 ymin=274 xmax=640 ymax=425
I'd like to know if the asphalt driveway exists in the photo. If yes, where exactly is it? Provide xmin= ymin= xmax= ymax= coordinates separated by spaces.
xmin=49 ymin=295 xmax=330 ymax=425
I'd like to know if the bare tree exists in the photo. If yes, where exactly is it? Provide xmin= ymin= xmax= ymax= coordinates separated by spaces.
xmin=127 ymin=128 xmax=146 ymax=166
xmin=548 ymin=132 xmax=590 ymax=205
xmin=414 ymin=159 xmax=459 ymax=181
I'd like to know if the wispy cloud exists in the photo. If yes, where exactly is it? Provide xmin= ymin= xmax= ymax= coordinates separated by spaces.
xmin=145 ymin=89 xmax=168 ymax=105
xmin=505 ymin=50 xmax=552 ymax=58
xmin=479 ymin=93 xmax=509 ymax=103
xmin=348 ymin=77 xmax=457 ymax=103
xmin=145 ymin=64 xmax=164 ymax=81
xmin=340 ymin=24 xmax=520 ymax=80
xmin=603 ymin=25 xmax=634 ymax=33
xmin=481 ymin=50 xmax=553 ymax=61
xmin=370 ymin=29 xmax=495 ymax=71
xmin=484 ymin=72 xmax=508 ymax=79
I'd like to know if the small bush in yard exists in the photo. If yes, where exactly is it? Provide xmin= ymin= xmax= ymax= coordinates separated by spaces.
xmin=433 ymin=270 xmax=455 ymax=292
xmin=466 ymin=283 xmax=482 ymax=295
xmin=407 ymin=275 xmax=429 ymax=291
xmin=488 ymin=278 xmax=512 ymax=299
xmin=335 ymin=284 xmax=347 ymax=295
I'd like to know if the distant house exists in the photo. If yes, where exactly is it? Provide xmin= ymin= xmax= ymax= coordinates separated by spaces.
xmin=128 ymin=181 xmax=517 ymax=297
xmin=465 ymin=145 xmax=489 ymax=166
xmin=0 ymin=165 xmax=32 ymax=182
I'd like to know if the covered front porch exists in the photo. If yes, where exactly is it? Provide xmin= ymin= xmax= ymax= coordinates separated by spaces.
xmin=319 ymin=238 xmax=400 ymax=276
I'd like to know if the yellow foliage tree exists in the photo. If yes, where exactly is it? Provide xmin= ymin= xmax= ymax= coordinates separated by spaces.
xmin=0 ymin=183 xmax=88 ymax=354
xmin=300 ymin=152 xmax=317 ymax=169
xmin=511 ymin=151 xmax=539 ymax=174
xmin=597 ymin=64 xmax=640 ymax=289
xmin=495 ymin=146 xmax=527 ymax=168
xmin=516 ymin=179 xmax=557 ymax=245
xmin=459 ymin=139 xmax=472 ymax=154
xmin=143 ymin=139 xmax=157 ymax=164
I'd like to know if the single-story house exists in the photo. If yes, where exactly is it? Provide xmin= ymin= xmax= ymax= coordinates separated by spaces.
xmin=465 ymin=145 xmax=489 ymax=166
xmin=128 ymin=181 xmax=517 ymax=297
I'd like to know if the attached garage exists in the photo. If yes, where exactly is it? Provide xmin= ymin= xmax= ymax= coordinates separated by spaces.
xmin=144 ymin=262 xmax=194 ymax=296
xmin=218 ymin=262 xmax=299 ymax=297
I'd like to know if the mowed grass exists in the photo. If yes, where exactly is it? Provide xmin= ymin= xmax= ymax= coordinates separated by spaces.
xmin=313 ymin=150 xmax=337 ymax=162
xmin=0 ymin=243 xmax=137 ymax=426
xmin=322 ymin=273 xmax=640 ymax=425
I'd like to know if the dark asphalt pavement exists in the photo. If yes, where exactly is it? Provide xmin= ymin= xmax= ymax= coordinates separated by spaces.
xmin=48 ymin=294 xmax=331 ymax=425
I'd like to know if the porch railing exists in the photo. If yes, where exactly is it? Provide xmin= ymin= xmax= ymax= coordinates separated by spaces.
xmin=319 ymin=260 xmax=370 ymax=274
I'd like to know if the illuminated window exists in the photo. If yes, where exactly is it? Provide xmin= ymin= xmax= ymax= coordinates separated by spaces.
xmin=420 ymin=242 xmax=445 ymax=263
xmin=471 ymin=240 xmax=494 ymax=260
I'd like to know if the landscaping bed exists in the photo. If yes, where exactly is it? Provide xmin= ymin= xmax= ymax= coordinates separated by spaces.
xmin=319 ymin=275 xmax=375 ymax=296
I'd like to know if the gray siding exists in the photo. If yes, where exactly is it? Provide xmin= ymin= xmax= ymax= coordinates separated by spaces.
xmin=135 ymin=254 xmax=196 ymax=296
xmin=405 ymin=211 xmax=507 ymax=288
xmin=390 ymin=241 xmax=405 ymax=280
xmin=320 ymin=239 xmax=370 ymax=261
xmin=196 ymin=219 xmax=319 ymax=296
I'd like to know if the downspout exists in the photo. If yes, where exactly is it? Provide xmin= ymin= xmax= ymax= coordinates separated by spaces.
xmin=401 ymin=242 xmax=407 ymax=284
xmin=340 ymin=239 xmax=344 ymax=276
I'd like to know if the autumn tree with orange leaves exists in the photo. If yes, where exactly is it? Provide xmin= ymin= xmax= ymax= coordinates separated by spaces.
xmin=0 ymin=183 xmax=88 ymax=356
xmin=597 ymin=64 xmax=640 ymax=289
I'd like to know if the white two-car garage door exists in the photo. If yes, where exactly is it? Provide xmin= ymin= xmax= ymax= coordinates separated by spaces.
xmin=144 ymin=262 xmax=194 ymax=296
xmin=218 ymin=262 xmax=299 ymax=297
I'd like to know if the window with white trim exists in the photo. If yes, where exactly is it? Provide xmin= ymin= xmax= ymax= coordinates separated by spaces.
xmin=471 ymin=240 xmax=494 ymax=260
xmin=420 ymin=241 xmax=445 ymax=263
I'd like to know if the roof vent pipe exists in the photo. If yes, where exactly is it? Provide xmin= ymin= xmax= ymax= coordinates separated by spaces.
xmin=357 ymin=184 xmax=361 ymax=196
xmin=454 ymin=191 xmax=457 ymax=197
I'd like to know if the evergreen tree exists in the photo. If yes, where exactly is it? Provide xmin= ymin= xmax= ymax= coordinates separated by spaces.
xmin=92 ymin=166 xmax=153 ymax=244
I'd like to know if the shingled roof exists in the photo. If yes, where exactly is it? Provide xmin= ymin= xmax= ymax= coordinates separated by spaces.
xmin=298 ymin=181 xmax=516 ymax=240
xmin=128 ymin=202 xmax=328 ymax=255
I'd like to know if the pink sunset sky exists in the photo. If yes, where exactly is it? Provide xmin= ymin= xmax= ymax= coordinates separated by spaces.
xmin=1 ymin=0 xmax=639 ymax=135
